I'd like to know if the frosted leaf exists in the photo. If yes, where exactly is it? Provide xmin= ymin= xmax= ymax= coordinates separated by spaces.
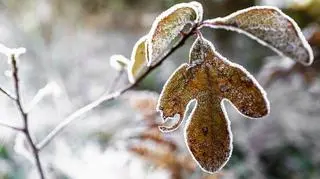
xmin=203 ymin=6 xmax=314 ymax=65
xmin=157 ymin=36 xmax=269 ymax=173
xmin=110 ymin=54 xmax=130 ymax=71
xmin=128 ymin=36 xmax=149 ymax=83
xmin=147 ymin=1 xmax=203 ymax=66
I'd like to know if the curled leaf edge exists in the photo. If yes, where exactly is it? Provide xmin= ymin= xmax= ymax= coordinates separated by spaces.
xmin=128 ymin=35 xmax=149 ymax=83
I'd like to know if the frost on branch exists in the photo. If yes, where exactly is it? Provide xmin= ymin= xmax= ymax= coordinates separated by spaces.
xmin=147 ymin=1 xmax=203 ymax=66
xmin=157 ymin=36 xmax=269 ymax=173
xmin=127 ymin=35 xmax=149 ymax=83
xmin=203 ymin=6 xmax=314 ymax=65
xmin=109 ymin=54 xmax=129 ymax=71
xmin=0 ymin=44 xmax=26 ymax=63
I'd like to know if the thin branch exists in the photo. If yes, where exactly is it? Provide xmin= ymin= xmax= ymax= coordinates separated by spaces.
xmin=25 ymin=82 xmax=58 ymax=113
xmin=37 ymin=70 xmax=125 ymax=150
xmin=37 ymin=26 xmax=198 ymax=150
xmin=0 ymin=120 xmax=23 ymax=131
xmin=37 ymin=91 xmax=122 ymax=149
xmin=0 ymin=86 xmax=16 ymax=100
xmin=10 ymin=55 xmax=45 ymax=179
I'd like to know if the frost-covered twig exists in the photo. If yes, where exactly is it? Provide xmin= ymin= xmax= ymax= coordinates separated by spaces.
xmin=10 ymin=54 xmax=46 ymax=179
xmin=0 ymin=86 xmax=16 ymax=100
xmin=0 ymin=120 xmax=22 ymax=131
xmin=37 ymin=25 xmax=198 ymax=150
xmin=37 ymin=90 xmax=122 ymax=150
xmin=25 ymin=82 xmax=61 ymax=113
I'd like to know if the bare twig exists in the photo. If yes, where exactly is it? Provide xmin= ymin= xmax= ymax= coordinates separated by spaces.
xmin=10 ymin=55 xmax=45 ymax=179
xmin=25 ymin=82 xmax=59 ymax=113
xmin=0 ymin=86 xmax=16 ymax=100
xmin=37 ymin=26 xmax=197 ymax=150
xmin=37 ymin=70 xmax=125 ymax=150
xmin=0 ymin=121 xmax=22 ymax=131
xmin=37 ymin=90 xmax=122 ymax=149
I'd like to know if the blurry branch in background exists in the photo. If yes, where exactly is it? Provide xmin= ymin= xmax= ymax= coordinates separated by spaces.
xmin=0 ymin=120 xmax=22 ymax=131
xmin=36 ymin=25 xmax=198 ymax=150
xmin=10 ymin=54 xmax=46 ymax=179
xmin=25 ymin=81 xmax=61 ymax=113
xmin=0 ymin=44 xmax=46 ymax=179
xmin=0 ymin=86 xmax=16 ymax=100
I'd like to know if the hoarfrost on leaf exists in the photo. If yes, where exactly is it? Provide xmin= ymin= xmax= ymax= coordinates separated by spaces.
xmin=157 ymin=36 xmax=269 ymax=173
xmin=128 ymin=35 xmax=149 ymax=83
xmin=203 ymin=6 xmax=314 ymax=65
xmin=147 ymin=1 xmax=203 ymax=66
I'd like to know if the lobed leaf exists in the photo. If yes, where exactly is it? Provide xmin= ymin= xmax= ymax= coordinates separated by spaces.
xmin=203 ymin=6 xmax=314 ymax=65
xmin=147 ymin=1 xmax=203 ymax=66
xmin=157 ymin=36 xmax=269 ymax=173
xmin=128 ymin=35 xmax=149 ymax=83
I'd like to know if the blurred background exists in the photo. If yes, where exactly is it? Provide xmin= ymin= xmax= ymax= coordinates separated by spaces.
xmin=0 ymin=0 xmax=319 ymax=178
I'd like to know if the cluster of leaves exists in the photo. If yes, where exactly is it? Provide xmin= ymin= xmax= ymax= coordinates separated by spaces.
xmin=110 ymin=1 xmax=314 ymax=174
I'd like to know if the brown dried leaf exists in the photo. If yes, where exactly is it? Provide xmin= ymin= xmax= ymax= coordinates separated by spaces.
xmin=147 ymin=1 xmax=203 ymax=66
xmin=157 ymin=36 xmax=269 ymax=173
xmin=203 ymin=6 xmax=314 ymax=65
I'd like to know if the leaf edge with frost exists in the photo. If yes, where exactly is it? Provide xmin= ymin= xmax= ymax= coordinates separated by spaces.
xmin=202 ymin=6 xmax=314 ymax=66
xmin=147 ymin=1 xmax=203 ymax=66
